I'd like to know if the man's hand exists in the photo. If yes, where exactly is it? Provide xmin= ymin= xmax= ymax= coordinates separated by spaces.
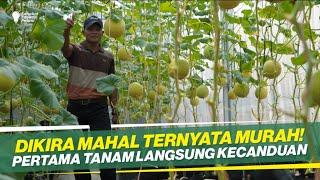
xmin=62 ymin=14 xmax=74 ymax=58
xmin=65 ymin=17 xmax=74 ymax=31
xmin=64 ymin=14 xmax=74 ymax=34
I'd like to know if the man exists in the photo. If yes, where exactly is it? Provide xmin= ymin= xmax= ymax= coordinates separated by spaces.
xmin=62 ymin=15 xmax=118 ymax=180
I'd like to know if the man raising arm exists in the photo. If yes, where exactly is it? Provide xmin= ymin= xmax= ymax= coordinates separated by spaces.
xmin=61 ymin=15 xmax=117 ymax=180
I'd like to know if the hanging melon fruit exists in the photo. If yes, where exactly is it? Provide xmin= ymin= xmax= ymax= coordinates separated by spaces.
xmin=118 ymin=47 xmax=131 ymax=61
xmin=128 ymin=82 xmax=144 ymax=99
xmin=104 ymin=17 xmax=125 ymax=38
xmin=204 ymin=45 xmax=214 ymax=59
xmin=168 ymin=59 xmax=190 ymax=80
xmin=156 ymin=84 xmax=166 ymax=95
xmin=196 ymin=85 xmax=209 ymax=99
xmin=147 ymin=90 xmax=157 ymax=101
xmin=255 ymin=86 xmax=268 ymax=100
xmin=0 ymin=70 xmax=16 ymax=92
xmin=263 ymin=60 xmax=281 ymax=79
xmin=309 ymin=71 xmax=320 ymax=106
xmin=218 ymin=0 xmax=240 ymax=10
xmin=301 ymin=89 xmax=316 ymax=107
xmin=233 ymin=83 xmax=249 ymax=98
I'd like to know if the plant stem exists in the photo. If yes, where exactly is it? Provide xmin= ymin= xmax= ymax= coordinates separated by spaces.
xmin=255 ymin=0 xmax=261 ymax=123
xmin=171 ymin=1 xmax=185 ymax=122
xmin=210 ymin=0 xmax=220 ymax=122
xmin=287 ymin=0 xmax=316 ymax=160
xmin=155 ymin=0 xmax=163 ymax=122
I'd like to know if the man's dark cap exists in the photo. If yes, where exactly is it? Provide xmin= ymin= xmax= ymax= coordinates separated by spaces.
xmin=84 ymin=15 xmax=103 ymax=30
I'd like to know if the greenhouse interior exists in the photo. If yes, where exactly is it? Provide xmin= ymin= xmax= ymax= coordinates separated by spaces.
xmin=0 ymin=0 xmax=320 ymax=180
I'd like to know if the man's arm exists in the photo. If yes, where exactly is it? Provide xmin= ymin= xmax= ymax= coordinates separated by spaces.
xmin=61 ymin=18 xmax=74 ymax=58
